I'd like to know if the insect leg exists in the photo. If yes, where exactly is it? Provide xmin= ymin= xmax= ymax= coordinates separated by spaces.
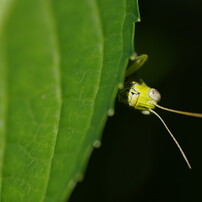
xmin=126 ymin=54 xmax=148 ymax=77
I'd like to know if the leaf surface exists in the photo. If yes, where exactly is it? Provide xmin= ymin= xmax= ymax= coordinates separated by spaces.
xmin=0 ymin=0 xmax=140 ymax=201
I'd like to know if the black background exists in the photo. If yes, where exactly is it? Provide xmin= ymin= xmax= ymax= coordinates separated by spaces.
xmin=70 ymin=0 xmax=202 ymax=201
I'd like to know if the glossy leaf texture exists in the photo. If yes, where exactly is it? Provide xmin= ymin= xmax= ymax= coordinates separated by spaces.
xmin=0 ymin=0 xmax=140 ymax=201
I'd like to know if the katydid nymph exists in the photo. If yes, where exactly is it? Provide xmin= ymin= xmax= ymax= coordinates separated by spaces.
xmin=119 ymin=54 xmax=202 ymax=169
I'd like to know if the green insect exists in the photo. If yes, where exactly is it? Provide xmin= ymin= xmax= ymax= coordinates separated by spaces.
xmin=119 ymin=54 xmax=202 ymax=169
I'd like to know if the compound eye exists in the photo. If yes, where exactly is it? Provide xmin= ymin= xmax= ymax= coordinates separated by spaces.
xmin=148 ymin=88 xmax=161 ymax=102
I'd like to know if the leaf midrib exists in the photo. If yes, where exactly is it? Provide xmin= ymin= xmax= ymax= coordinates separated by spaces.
xmin=39 ymin=0 xmax=62 ymax=201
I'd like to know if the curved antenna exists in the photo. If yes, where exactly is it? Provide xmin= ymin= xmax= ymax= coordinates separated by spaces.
xmin=149 ymin=109 xmax=192 ymax=169
xmin=155 ymin=104 xmax=202 ymax=118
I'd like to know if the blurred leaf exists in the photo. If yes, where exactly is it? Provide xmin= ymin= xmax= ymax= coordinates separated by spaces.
xmin=0 ymin=0 xmax=139 ymax=201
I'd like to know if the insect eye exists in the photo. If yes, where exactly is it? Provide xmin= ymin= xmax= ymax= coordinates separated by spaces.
xmin=148 ymin=88 xmax=161 ymax=102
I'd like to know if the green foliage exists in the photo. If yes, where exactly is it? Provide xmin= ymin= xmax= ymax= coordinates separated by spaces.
xmin=0 ymin=0 xmax=140 ymax=201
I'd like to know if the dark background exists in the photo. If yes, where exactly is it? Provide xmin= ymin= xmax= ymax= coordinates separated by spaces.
xmin=70 ymin=0 xmax=202 ymax=201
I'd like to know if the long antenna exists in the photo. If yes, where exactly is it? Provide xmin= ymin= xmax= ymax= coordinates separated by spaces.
xmin=149 ymin=109 xmax=192 ymax=169
xmin=155 ymin=104 xmax=202 ymax=118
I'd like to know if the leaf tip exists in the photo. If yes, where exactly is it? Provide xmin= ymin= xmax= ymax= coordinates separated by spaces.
xmin=75 ymin=173 xmax=84 ymax=182
xmin=108 ymin=108 xmax=114 ymax=116
xmin=68 ymin=179 xmax=77 ymax=190
xmin=118 ymin=83 xmax=123 ymax=89
xmin=93 ymin=140 xmax=101 ymax=148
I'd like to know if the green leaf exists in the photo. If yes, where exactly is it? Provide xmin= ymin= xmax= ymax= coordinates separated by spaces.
xmin=0 ymin=0 xmax=140 ymax=201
